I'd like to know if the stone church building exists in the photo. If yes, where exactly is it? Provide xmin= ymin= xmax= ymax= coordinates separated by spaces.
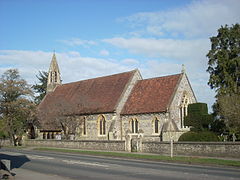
xmin=37 ymin=53 xmax=197 ymax=142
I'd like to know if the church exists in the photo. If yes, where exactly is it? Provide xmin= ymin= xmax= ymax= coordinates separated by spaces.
xmin=37 ymin=53 xmax=197 ymax=142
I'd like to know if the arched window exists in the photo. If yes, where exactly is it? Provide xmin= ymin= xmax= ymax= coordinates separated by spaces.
xmin=82 ymin=117 xmax=87 ymax=135
xmin=50 ymin=72 xmax=53 ymax=83
xmin=135 ymin=119 xmax=138 ymax=133
xmin=131 ymin=119 xmax=134 ymax=133
xmin=180 ymin=93 xmax=189 ymax=129
xmin=98 ymin=115 xmax=106 ymax=135
xmin=154 ymin=118 xmax=159 ymax=134
xmin=130 ymin=118 xmax=139 ymax=133
xmin=54 ymin=71 xmax=57 ymax=82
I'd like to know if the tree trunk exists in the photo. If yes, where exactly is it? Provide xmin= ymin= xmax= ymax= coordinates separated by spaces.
xmin=11 ymin=134 xmax=17 ymax=146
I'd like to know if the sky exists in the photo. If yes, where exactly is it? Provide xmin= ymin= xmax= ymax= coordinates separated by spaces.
xmin=0 ymin=0 xmax=240 ymax=112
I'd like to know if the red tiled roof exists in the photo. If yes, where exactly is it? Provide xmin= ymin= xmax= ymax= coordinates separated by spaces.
xmin=121 ymin=73 xmax=182 ymax=115
xmin=38 ymin=70 xmax=136 ymax=129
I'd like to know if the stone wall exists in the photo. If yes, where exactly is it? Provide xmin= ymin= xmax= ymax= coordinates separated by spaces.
xmin=142 ymin=141 xmax=240 ymax=158
xmin=121 ymin=113 xmax=168 ymax=141
xmin=25 ymin=139 xmax=240 ymax=158
xmin=0 ymin=139 xmax=11 ymax=147
xmin=162 ymin=131 xmax=184 ymax=142
xmin=25 ymin=139 xmax=125 ymax=151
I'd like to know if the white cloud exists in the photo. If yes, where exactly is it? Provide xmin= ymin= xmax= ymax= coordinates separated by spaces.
xmin=58 ymin=38 xmax=97 ymax=47
xmin=0 ymin=50 xmax=55 ymax=84
xmin=0 ymin=50 xmax=131 ymax=85
xmin=122 ymin=0 xmax=240 ymax=38
xmin=99 ymin=49 xmax=110 ymax=56
xmin=103 ymin=37 xmax=209 ymax=60
xmin=122 ymin=58 xmax=139 ymax=65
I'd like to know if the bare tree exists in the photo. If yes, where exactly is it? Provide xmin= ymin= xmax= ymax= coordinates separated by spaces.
xmin=57 ymin=116 xmax=85 ymax=140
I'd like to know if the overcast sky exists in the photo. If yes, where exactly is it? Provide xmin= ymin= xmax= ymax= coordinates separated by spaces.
xmin=0 ymin=0 xmax=240 ymax=112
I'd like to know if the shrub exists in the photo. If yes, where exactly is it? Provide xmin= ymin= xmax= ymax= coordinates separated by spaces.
xmin=184 ymin=103 xmax=213 ymax=131
xmin=0 ymin=131 xmax=7 ymax=139
xmin=178 ymin=131 xmax=219 ymax=142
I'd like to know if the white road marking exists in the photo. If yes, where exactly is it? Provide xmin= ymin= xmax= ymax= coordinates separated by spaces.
xmin=0 ymin=151 xmax=23 ymax=156
xmin=62 ymin=160 xmax=109 ymax=167
xmin=27 ymin=155 xmax=54 ymax=160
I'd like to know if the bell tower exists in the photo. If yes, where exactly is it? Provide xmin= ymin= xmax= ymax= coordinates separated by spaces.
xmin=47 ymin=52 xmax=61 ymax=93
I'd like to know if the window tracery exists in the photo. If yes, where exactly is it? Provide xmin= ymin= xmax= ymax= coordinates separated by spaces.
xmin=180 ymin=93 xmax=189 ymax=129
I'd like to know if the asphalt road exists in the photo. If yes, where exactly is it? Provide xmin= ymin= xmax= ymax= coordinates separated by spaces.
xmin=0 ymin=148 xmax=240 ymax=180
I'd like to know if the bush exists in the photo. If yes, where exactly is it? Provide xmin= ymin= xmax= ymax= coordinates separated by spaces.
xmin=184 ymin=103 xmax=213 ymax=131
xmin=0 ymin=130 xmax=8 ymax=139
xmin=178 ymin=131 xmax=219 ymax=142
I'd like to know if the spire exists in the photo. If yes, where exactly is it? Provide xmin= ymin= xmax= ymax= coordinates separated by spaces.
xmin=47 ymin=52 xmax=61 ymax=93
xmin=181 ymin=64 xmax=186 ymax=74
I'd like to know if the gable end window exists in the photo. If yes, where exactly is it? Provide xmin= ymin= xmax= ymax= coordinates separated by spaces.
xmin=180 ymin=93 xmax=189 ymax=129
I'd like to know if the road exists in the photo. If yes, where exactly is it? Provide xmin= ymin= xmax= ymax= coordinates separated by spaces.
xmin=0 ymin=148 xmax=240 ymax=180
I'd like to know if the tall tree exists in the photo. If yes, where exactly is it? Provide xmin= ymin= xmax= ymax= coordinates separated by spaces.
xmin=32 ymin=71 xmax=48 ymax=104
xmin=206 ymin=24 xmax=240 ymax=138
xmin=207 ymin=23 xmax=240 ymax=95
xmin=0 ymin=69 xmax=35 ymax=146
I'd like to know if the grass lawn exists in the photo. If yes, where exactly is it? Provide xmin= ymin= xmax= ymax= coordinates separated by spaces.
xmin=33 ymin=147 xmax=240 ymax=168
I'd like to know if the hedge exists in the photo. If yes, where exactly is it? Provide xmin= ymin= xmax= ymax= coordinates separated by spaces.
xmin=178 ymin=131 xmax=219 ymax=142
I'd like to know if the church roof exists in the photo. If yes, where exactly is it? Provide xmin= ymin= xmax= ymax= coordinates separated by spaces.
xmin=121 ymin=73 xmax=182 ymax=115
xmin=38 ymin=70 xmax=136 ymax=128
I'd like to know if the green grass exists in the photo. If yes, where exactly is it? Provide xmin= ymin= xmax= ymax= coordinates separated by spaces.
xmin=33 ymin=147 xmax=240 ymax=167
xmin=4 ymin=145 xmax=26 ymax=149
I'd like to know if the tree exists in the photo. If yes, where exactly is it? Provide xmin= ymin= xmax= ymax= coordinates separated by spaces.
xmin=32 ymin=71 xmax=48 ymax=104
xmin=206 ymin=24 xmax=240 ymax=96
xmin=218 ymin=94 xmax=240 ymax=134
xmin=58 ymin=116 xmax=84 ymax=140
xmin=206 ymin=24 xmax=240 ymax=138
xmin=0 ymin=69 xmax=36 ymax=146
xmin=179 ymin=103 xmax=218 ymax=142
xmin=184 ymin=103 xmax=213 ymax=131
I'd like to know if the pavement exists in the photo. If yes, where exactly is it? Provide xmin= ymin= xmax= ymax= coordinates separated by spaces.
xmin=1 ymin=168 xmax=70 ymax=180
xmin=10 ymin=168 xmax=71 ymax=180
xmin=0 ymin=168 xmax=70 ymax=180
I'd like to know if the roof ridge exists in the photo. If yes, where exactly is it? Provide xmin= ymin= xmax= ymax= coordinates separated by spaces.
xmin=61 ymin=69 xmax=138 ymax=86
xmin=140 ymin=73 xmax=182 ymax=81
